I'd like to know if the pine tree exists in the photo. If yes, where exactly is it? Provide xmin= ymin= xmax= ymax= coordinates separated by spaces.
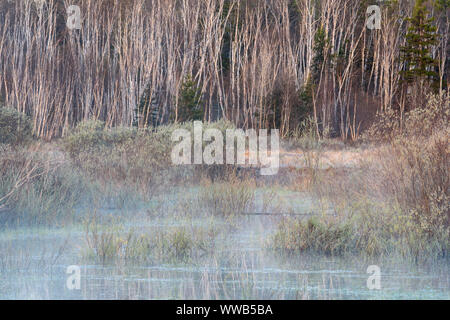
xmin=400 ymin=0 xmax=439 ymax=88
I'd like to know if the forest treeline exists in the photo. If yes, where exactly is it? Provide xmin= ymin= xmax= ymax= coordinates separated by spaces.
xmin=0 ymin=0 xmax=448 ymax=139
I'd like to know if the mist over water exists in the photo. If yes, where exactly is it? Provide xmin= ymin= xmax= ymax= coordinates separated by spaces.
xmin=1 ymin=192 xmax=448 ymax=300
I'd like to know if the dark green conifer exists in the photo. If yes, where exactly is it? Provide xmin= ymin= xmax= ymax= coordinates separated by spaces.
xmin=400 ymin=0 xmax=439 ymax=88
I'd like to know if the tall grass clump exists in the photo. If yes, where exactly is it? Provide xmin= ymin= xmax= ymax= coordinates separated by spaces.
xmin=83 ymin=217 xmax=219 ymax=264
xmin=198 ymin=178 xmax=255 ymax=217
xmin=270 ymin=216 xmax=355 ymax=256
xmin=270 ymin=199 xmax=447 ymax=259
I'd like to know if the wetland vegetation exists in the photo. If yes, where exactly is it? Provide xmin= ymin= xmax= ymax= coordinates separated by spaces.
xmin=0 ymin=0 xmax=448 ymax=300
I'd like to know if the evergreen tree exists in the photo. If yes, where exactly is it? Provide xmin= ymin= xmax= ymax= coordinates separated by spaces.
xmin=177 ymin=75 xmax=203 ymax=122
xmin=311 ymin=26 xmax=328 ymax=85
xmin=400 ymin=0 xmax=439 ymax=89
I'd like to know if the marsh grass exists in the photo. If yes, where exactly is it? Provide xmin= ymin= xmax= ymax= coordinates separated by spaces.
xmin=82 ymin=215 xmax=220 ymax=264
xmin=271 ymin=216 xmax=354 ymax=256
xmin=272 ymin=97 xmax=449 ymax=260
xmin=197 ymin=178 xmax=256 ymax=217
xmin=272 ymin=140 xmax=449 ymax=261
